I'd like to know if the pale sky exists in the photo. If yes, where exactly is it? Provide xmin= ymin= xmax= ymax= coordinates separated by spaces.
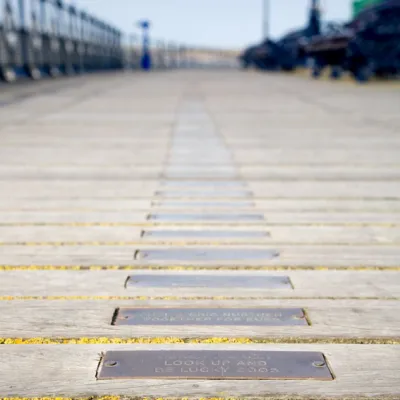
xmin=67 ymin=0 xmax=353 ymax=49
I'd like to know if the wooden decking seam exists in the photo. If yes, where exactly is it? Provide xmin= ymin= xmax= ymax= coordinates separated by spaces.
xmin=1 ymin=296 xmax=399 ymax=301
xmin=1 ymin=241 xmax=400 ymax=246
xmin=1 ymin=222 xmax=400 ymax=227
xmin=1 ymin=265 xmax=400 ymax=271
xmin=2 ymin=397 xmax=400 ymax=400
xmin=1 ymin=337 xmax=400 ymax=345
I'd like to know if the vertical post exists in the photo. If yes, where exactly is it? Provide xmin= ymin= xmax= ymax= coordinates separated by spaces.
xmin=18 ymin=0 xmax=27 ymax=69
xmin=129 ymin=34 xmax=135 ymax=69
xmin=80 ymin=11 xmax=86 ymax=72
xmin=40 ymin=0 xmax=46 ymax=32
xmin=18 ymin=0 xmax=25 ymax=27
xmin=307 ymin=0 xmax=321 ymax=37
xmin=262 ymin=0 xmax=269 ymax=39
xmin=139 ymin=20 xmax=151 ymax=70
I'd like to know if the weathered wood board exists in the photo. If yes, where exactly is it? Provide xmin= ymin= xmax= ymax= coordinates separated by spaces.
xmin=0 ymin=344 xmax=399 ymax=397
xmin=0 ymin=270 xmax=399 ymax=298
xmin=0 ymin=299 xmax=399 ymax=338
xmin=1 ymin=244 xmax=400 ymax=267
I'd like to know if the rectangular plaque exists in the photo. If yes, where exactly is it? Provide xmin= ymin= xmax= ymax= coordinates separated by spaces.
xmin=126 ymin=274 xmax=290 ymax=288
xmin=164 ymin=173 xmax=238 ymax=179
xmin=155 ymin=191 xmax=253 ymax=198
xmin=113 ymin=308 xmax=307 ymax=326
xmin=135 ymin=248 xmax=279 ymax=261
xmin=97 ymin=350 xmax=333 ymax=380
xmin=161 ymin=181 xmax=247 ymax=188
xmin=147 ymin=213 xmax=264 ymax=222
xmin=142 ymin=230 xmax=270 ymax=239
xmin=152 ymin=200 xmax=256 ymax=208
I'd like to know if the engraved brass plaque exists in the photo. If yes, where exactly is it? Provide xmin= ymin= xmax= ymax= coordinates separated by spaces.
xmin=161 ymin=181 xmax=246 ymax=188
xmin=97 ymin=350 xmax=333 ymax=380
xmin=155 ymin=191 xmax=253 ymax=198
xmin=135 ymin=248 xmax=279 ymax=261
xmin=142 ymin=230 xmax=270 ymax=239
xmin=147 ymin=213 xmax=264 ymax=221
xmin=113 ymin=308 xmax=307 ymax=326
xmin=126 ymin=274 xmax=290 ymax=288
xmin=152 ymin=200 xmax=255 ymax=208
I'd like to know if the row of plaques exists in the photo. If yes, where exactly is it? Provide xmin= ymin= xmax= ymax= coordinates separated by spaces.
xmin=102 ymin=273 xmax=331 ymax=380
xmin=101 ymin=181 xmax=333 ymax=381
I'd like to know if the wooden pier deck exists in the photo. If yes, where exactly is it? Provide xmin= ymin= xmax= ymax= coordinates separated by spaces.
xmin=0 ymin=70 xmax=399 ymax=399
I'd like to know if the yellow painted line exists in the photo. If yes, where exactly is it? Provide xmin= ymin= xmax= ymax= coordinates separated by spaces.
xmin=1 ymin=296 xmax=399 ymax=301
xmin=1 ymin=265 xmax=400 ymax=271
xmin=1 ymin=337 xmax=399 ymax=345
xmin=0 ymin=397 xmax=391 ymax=400
xmin=0 ymin=398 xmax=122 ymax=400
xmin=0 ymin=398 xmax=396 ymax=400
xmin=1 ymin=398 xmax=398 ymax=400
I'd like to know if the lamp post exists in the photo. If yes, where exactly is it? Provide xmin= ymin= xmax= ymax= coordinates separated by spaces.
xmin=262 ymin=0 xmax=270 ymax=39
xmin=138 ymin=19 xmax=151 ymax=70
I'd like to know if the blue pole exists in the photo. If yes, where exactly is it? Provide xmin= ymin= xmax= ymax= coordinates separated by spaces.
xmin=140 ymin=20 xmax=151 ymax=70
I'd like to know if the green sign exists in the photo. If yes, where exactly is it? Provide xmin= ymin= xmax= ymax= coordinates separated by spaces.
xmin=352 ymin=0 xmax=384 ymax=16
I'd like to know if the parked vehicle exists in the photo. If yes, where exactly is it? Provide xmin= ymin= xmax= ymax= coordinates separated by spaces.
xmin=304 ymin=0 xmax=400 ymax=81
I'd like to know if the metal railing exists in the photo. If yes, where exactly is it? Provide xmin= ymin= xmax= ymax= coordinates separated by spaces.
xmin=0 ymin=0 xmax=124 ymax=82
xmin=0 ymin=0 xmax=240 ymax=83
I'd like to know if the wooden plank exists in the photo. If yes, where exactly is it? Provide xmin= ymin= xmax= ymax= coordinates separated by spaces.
xmin=1 ymin=198 xmax=398 ymax=212
xmin=155 ymin=198 xmax=400 ymax=211
xmin=0 ymin=199 xmax=152 ymax=211
xmin=165 ymin=165 xmax=400 ymax=180
xmin=0 ymin=181 xmax=159 ymax=198
xmin=0 ymin=344 xmax=399 ymax=396
xmin=1 ymin=245 xmax=400 ymax=267
xmin=0 ymin=225 xmax=400 ymax=244
xmin=0 ymin=270 xmax=399 ymax=298
xmin=2 ymin=211 xmax=400 ymax=224
xmin=0 ymin=180 xmax=399 ymax=198
xmin=0 ymin=299 xmax=399 ymax=338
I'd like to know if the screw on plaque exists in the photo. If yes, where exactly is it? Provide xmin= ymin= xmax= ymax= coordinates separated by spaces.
xmin=312 ymin=361 xmax=326 ymax=368
xmin=104 ymin=360 xmax=118 ymax=367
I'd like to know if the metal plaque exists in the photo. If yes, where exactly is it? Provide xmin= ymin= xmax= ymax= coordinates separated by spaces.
xmin=155 ymin=191 xmax=253 ymax=198
xmin=97 ymin=350 xmax=333 ymax=380
xmin=164 ymin=173 xmax=239 ymax=179
xmin=113 ymin=308 xmax=307 ymax=326
xmin=147 ymin=213 xmax=264 ymax=221
xmin=161 ymin=181 xmax=247 ymax=188
xmin=135 ymin=248 xmax=279 ymax=261
xmin=126 ymin=274 xmax=290 ymax=288
xmin=142 ymin=230 xmax=270 ymax=239
xmin=152 ymin=200 xmax=255 ymax=208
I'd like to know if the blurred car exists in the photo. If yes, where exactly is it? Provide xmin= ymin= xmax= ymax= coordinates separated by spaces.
xmin=304 ymin=0 xmax=400 ymax=81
